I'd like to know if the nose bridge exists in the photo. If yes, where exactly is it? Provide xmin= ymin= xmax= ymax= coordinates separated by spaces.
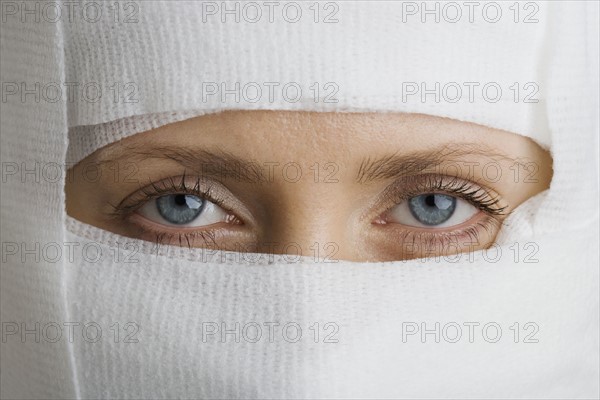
xmin=258 ymin=178 xmax=352 ymax=261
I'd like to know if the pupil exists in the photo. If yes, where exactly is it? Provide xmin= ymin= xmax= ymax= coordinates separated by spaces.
xmin=425 ymin=195 xmax=436 ymax=207
xmin=174 ymin=194 xmax=187 ymax=206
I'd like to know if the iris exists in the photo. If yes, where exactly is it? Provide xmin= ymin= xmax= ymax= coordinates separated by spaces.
xmin=408 ymin=194 xmax=456 ymax=226
xmin=156 ymin=194 xmax=204 ymax=225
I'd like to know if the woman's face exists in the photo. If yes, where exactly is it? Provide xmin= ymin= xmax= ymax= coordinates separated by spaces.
xmin=65 ymin=111 xmax=552 ymax=262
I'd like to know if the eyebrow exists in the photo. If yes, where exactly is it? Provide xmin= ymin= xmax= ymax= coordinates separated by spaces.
xmin=99 ymin=145 xmax=268 ymax=183
xmin=356 ymin=144 xmax=517 ymax=183
xmin=97 ymin=143 xmax=519 ymax=184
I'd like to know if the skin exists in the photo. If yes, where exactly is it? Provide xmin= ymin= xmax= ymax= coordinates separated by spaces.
xmin=65 ymin=111 xmax=553 ymax=262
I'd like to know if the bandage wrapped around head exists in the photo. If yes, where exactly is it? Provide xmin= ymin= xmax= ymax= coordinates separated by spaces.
xmin=1 ymin=1 xmax=598 ymax=398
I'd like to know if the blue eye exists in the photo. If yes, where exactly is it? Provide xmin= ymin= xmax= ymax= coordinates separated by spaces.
xmin=138 ymin=193 xmax=230 ymax=228
xmin=408 ymin=194 xmax=456 ymax=226
xmin=385 ymin=192 xmax=477 ymax=228
xmin=156 ymin=194 xmax=205 ymax=225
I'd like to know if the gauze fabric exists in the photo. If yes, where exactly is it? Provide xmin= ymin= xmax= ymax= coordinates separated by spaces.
xmin=1 ymin=1 xmax=598 ymax=399
xmin=64 ymin=0 xmax=552 ymax=165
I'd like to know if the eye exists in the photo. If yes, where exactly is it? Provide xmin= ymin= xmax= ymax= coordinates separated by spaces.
xmin=138 ymin=193 xmax=230 ymax=227
xmin=387 ymin=193 xmax=478 ymax=228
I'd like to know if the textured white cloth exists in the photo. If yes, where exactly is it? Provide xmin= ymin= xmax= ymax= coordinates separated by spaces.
xmin=64 ymin=0 xmax=552 ymax=165
xmin=1 ymin=1 xmax=598 ymax=399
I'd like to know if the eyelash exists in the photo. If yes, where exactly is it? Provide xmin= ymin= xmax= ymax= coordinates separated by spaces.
xmin=374 ymin=174 xmax=508 ymax=254
xmin=110 ymin=173 xmax=508 ymax=250
xmin=109 ymin=174 xmax=244 ymax=249
xmin=110 ymin=173 xmax=232 ymax=218
xmin=381 ymin=174 xmax=508 ymax=217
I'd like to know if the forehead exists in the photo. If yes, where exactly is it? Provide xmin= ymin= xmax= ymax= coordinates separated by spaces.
xmin=96 ymin=111 xmax=508 ymax=163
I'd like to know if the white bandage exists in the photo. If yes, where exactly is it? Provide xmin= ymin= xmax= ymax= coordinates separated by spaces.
xmin=1 ymin=1 xmax=598 ymax=398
